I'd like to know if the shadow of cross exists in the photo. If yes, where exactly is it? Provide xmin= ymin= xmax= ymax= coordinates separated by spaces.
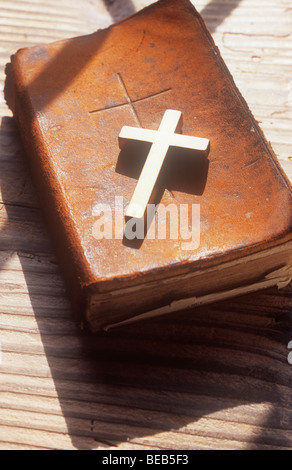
xmin=119 ymin=109 xmax=210 ymax=220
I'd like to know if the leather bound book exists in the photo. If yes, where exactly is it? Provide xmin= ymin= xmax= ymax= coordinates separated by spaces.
xmin=5 ymin=0 xmax=292 ymax=331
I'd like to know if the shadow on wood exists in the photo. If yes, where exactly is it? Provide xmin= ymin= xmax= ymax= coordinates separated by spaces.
xmin=1 ymin=118 xmax=292 ymax=448
xmin=200 ymin=0 xmax=243 ymax=33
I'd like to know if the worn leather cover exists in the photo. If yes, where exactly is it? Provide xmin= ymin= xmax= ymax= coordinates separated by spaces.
xmin=5 ymin=0 xmax=292 ymax=329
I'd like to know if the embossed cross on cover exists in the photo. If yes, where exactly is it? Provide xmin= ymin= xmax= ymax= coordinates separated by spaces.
xmin=5 ymin=0 xmax=292 ymax=331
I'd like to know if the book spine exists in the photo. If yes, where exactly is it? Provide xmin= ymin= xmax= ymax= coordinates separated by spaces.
xmin=4 ymin=51 xmax=95 ymax=327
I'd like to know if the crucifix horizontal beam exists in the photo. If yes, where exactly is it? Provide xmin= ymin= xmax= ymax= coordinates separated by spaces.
xmin=119 ymin=109 xmax=210 ymax=219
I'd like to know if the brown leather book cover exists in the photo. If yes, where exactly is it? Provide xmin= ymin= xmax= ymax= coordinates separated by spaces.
xmin=4 ymin=0 xmax=292 ymax=331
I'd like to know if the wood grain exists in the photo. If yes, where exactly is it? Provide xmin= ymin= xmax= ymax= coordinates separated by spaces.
xmin=1 ymin=0 xmax=292 ymax=450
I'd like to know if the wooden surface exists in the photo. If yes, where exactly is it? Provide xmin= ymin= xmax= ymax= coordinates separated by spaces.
xmin=1 ymin=0 xmax=292 ymax=450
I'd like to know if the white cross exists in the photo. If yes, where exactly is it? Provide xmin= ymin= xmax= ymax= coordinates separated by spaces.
xmin=119 ymin=109 xmax=210 ymax=219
